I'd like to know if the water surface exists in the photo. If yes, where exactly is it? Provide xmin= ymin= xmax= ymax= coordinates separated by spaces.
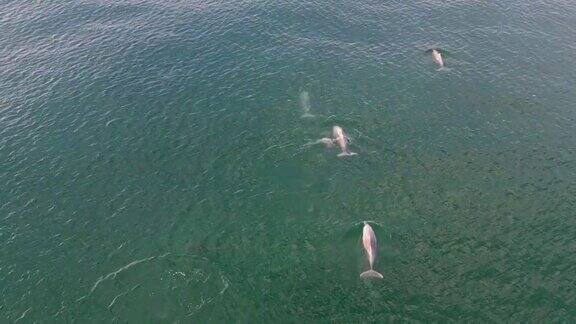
xmin=2 ymin=0 xmax=576 ymax=321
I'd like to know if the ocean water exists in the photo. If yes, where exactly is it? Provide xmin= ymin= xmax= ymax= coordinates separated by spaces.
xmin=2 ymin=0 xmax=576 ymax=322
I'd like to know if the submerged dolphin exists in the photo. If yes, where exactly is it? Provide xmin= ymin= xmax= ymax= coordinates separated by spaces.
xmin=333 ymin=126 xmax=357 ymax=157
xmin=360 ymin=222 xmax=383 ymax=279
xmin=299 ymin=91 xmax=314 ymax=118
xmin=431 ymin=49 xmax=444 ymax=69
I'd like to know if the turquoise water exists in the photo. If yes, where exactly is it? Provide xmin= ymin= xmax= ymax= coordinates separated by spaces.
xmin=2 ymin=0 xmax=576 ymax=321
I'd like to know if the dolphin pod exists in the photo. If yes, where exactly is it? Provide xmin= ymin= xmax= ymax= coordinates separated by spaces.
xmin=298 ymin=47 xmax=456 ymax=280
xmin=315 ymin=125 xmax=357 ymax=156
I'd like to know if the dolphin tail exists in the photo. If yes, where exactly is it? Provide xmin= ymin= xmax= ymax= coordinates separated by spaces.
xmin=437 ymin=66 xmax=450 ymax=72
xmin=338 ymin=151 xmax=358 ymax=157
xmin=360 ymin=269 xmax=383 ymax=279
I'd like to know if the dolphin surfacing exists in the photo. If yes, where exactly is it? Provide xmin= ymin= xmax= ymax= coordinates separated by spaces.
xmin=431 ymin=49 xmax=445 ymax=70
xmin=333 ymin=126 xmax=357 ymax=157
xmin=360 ymin=222 xmax=383 ymax=279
